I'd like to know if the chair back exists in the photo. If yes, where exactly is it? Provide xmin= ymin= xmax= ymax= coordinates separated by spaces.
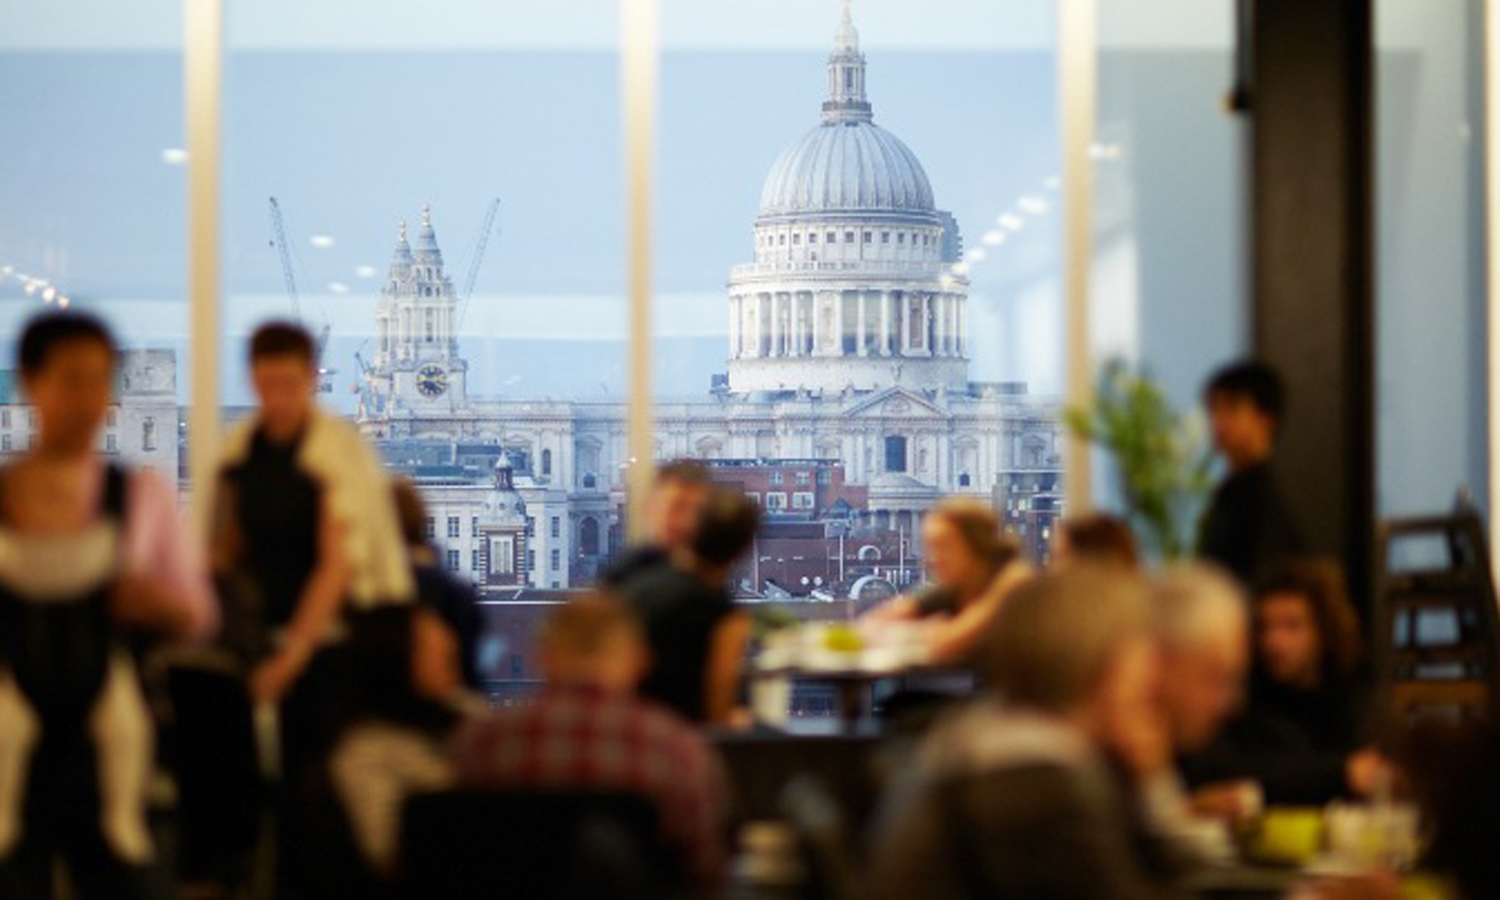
xmin=398 ymin=788 xmax=675 ymax=900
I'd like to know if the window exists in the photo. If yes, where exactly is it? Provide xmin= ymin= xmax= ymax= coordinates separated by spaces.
xmin=106 ymin=434 xmax=117 ymax=453
xmin=845 ymin=230 xmax=855 ymax=243
xmin=881 ymin=232 xmax=890 ymax=244
xmin=471 ymin=549 xmax=481 ymax=570
xmin=808 ymin=232 xmax=817 ymax=244
xmin=2 ymin=410 xmax=10 ymax=428
xmin=898 ymin=232 xmax=905 ymax=244
xmin=142 ymin=417 xmax=156 ymax=451
xmin=959 ymin=473 xmax=972 ymax=487
xmin=884 ymin=435 xmax=907 ymax=473
xmin=778 ymin=234 xmax=786 ymax=245
xmin=550 ymin=516 xmax=560 ymax=538
xmin=541 ymin=448 xmax=552 ymax=476
xmin=793 ymin=492 xmax=815 ymax=509
xmin=817 ymin=469 xmax=831 ymax=486
xmin=583 ymin=473 xmax=597 ymax=489
xmin=766 ymin=492 xmax=787 ymax=511
xmin=491 ymin=537 xmax=515 ymax=575
xmin=528 ymin=549 xmax=536 ymax=570
xmin=827 ymin=231 xmax=836 ymax=243
xmin=471 ymin=516 xmax=478 ymax=534
xmin=550 ymin=548 xmax=560 ymax=570
xmin=795 ymin=471 xmax=811 ymax=486
xmin=579 ymin=517 xmax=600 ymax=556
xmin=792 ymin=233 xmax=800 ymax=245
xmin=862 ymin=231 xmax=872 ymax=243
xmin=2 ymin=436 xmax=10 ymax=452
xmin=769 ymin=471 xmax=783 ymax=485
xmin=447 ymin=516 xmax=460 ymax=538
xmin=446 ymin=549 xmax=460 ymax=571
xmin=424 ymin=517 xmax=435 ymax=539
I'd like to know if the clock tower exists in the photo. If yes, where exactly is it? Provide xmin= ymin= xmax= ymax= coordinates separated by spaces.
xmin=372 ymin=205 xmax=468 ymax=416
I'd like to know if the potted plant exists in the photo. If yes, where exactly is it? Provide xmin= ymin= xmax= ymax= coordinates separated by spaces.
xmin=1065 ymin=359 xmax=1214 ymax=561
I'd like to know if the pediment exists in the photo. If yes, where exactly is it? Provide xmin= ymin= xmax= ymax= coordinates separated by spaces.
xmin=844 ymin=387 xmax=947 ymax=420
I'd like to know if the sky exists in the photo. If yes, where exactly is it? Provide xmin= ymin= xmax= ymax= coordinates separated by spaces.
xmin=0 ymin=9 xmax=1066 ymax=407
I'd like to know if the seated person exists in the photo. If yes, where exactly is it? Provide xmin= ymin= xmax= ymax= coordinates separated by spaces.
xmin=1182 ymin=560 xmax=1387 ymax=809
xmin=599 ymin=460 xmax=710 ymax=590
xmin=867 ymin=567 xmax=1188 ymax=900
xmin=1055 ymin=513 xmax=1141 ymax=570
xmin=392 ymin=478 xmax=483 ymax=689
xmin=865 ymin=498 xmax=1029 ymax=664
xmin=1135 ymin=565 xmax=1251 ymax=866
xmin=450 ymin=594 xmax=728 ymax=890
xmin=619 ymin=487 xmax=758 ymax=726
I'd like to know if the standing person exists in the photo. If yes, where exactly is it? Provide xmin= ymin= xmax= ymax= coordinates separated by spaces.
xmin=599 ymin=459 xmax=712 ymax=590
xmin=0 ymin=311 xmax=215 ymax=899
xmin=620 ymin=487 xmax=758 ymax=726
xmin=209 ymin=320 xmax=413 ymax=896
xmin=1197 ymin=361 xmax=1305 ymax=585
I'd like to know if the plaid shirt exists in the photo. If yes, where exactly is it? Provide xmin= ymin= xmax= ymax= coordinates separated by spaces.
xmin=450 ymin=682 xmax=727 ymax=885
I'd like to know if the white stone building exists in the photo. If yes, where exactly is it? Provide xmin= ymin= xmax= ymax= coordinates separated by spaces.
xmin=357 ymin=3 xmax=1064 ymax=591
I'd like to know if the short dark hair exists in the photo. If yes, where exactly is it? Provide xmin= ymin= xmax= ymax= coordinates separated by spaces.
xmin=1062 ymin=513 xmax=1141 ymax=569
xmin=655 ymin=459 xmax=710 ymax=488
xmin=391 ymin=477 xmax=428 ymax=548
xmin=690 ymin=488 xmax=760 ymax=569
xmin=249 ymin=321 xmax=317 ymax=365
xmin=1204 ymin=361 xmax=1286 ymax=425
xmin=18 ymin=311 xmax=117 ymax=376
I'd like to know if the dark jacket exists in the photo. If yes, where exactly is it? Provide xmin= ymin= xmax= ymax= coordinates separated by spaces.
xmin=1197 ymin=460 xmax=1306 ymax=586
xmin=1181 ymin=670 xmax=1375 ymax=805
xmin=869 ymin=701 xmax=1189 ymax=900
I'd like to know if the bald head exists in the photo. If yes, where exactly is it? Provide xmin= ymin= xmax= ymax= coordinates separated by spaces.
xmin=1151 ymin=565 xmax=1250 ymax=752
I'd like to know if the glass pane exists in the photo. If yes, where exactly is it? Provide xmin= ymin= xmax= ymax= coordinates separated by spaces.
xmin=0 ymin=6 xmax=187 ymax=479
xmin=1375 ymin=1 xmax=1486 ymax=518
xmin=655 ymin=2 xmax=1062 ymax=617
xmin=224 ymin=1 xmax=623 ymax=700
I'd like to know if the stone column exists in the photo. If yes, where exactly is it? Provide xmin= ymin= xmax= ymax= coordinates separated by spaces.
xmin=879 ymin=290 xmax=892 ymax=356
xmin=835 ymin=290 xmax=846 ymax=356
xmin=771 ymin=293 xmax=784 ymax=357
xmin=856 ymin=291 xmax=868 ymax=357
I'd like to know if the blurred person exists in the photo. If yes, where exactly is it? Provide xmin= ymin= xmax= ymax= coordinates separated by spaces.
xmin=599 ymin=460 xmax=712 ymax=590
xmin=868 ymin=567 xmax=1188 ymax=900
xmin=1184 ymin=560 xmax=1387 ymax=808
xmin=392 ymin=477 xmax=482 ymax=689
xmin=209 ymin=320 xmax=413 ymax=896
xmin=866 ymin=498 xmax=1029 ymax=664
xmin=0 ymin=312 xmax=215 ymax=899
xmin=620 ymin=487 xmax=758 ymax=725
xmin=1122 ymin=564 xmax=1252 ymax=866
xmin=1197 ymin=361 xmax=1306 ymax=585
xmin=1055 ymin=512 xmax=1141 ymax=570
xmin=451 ymin=593 xmax=728 ymax=890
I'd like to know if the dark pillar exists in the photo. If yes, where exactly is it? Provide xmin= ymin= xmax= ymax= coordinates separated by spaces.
xmin=1249 ymin=0 xmax=1375 ymax=609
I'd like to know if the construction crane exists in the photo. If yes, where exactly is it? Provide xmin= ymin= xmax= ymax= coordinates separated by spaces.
xmin=456 ymin=198 xmax=501 ymax=332
xmin=267 ymin=196 xmax=336 ymax=392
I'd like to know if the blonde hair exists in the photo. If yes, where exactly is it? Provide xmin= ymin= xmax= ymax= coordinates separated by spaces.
xmin=929 ymin=498 xmax=1019 ymax=577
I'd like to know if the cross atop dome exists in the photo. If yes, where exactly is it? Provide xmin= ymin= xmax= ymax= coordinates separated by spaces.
xmin=823 ymin=0 xmax=871 ymax=124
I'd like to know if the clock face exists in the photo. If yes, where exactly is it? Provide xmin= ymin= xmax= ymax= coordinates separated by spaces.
xmin=416 ymin=365 xmax=448 ymax=398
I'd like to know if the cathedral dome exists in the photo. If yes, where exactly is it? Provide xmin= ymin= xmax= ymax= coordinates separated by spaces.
xmin=759 ymin=121 xmax=934 ymax=217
